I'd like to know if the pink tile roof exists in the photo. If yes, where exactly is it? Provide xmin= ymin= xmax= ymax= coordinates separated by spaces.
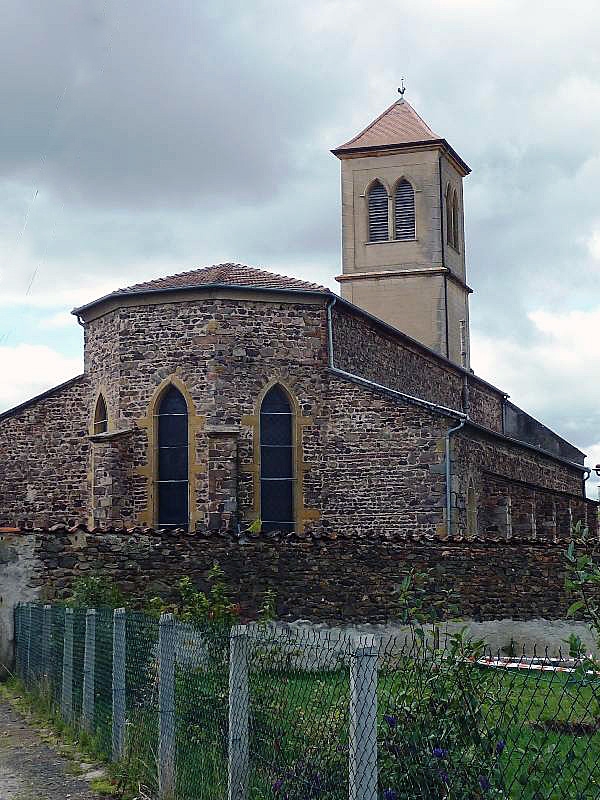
xmin=115 ymin=263 xmax=328 ymax=295
xmin=334 ymin=99 xmax=441 ymax=152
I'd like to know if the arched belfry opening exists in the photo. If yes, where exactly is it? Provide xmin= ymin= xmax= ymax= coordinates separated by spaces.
xmin=259 ymin=384 xmax=295 ymax=533
xmin=156 ymin=384 xmax=189 ymax=528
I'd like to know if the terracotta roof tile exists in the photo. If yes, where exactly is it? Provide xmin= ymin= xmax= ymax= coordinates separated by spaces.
xmin=115 ymin=263 xmax=328 ymax=295
xmin=334 ymin=99 xmax=441 ymax=152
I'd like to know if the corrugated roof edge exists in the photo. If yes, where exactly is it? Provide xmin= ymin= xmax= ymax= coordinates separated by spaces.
xmin=0 ymin=374 xmax=85 ymax=423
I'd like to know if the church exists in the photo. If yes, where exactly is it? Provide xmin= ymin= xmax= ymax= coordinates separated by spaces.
xmin=0 ymin=95 xmax=596 ymax=545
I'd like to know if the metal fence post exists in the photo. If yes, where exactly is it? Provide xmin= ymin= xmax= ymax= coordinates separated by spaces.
xmin=61 ymin=608 xmax=74 ymax=721
xmin=82 ymin=609 xmax=96 ymax=733
xmin=112 ymin=607 xmax=126 ymax=761
xmin=42 ymin=604 xmax=52 ymax=680
xmin=349 ymin=635 xmax=379 ymax=800
xmin=228 ymin=625 xmax=250 ymax=800
xmin=158 ymin=613 xmax=176 ymax=800
xmin=25 ymin=603 xmax=32 ymax=683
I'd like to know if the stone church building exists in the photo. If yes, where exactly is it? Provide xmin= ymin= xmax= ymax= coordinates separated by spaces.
xmin=0 ymin=96 xmax=596 ymax=545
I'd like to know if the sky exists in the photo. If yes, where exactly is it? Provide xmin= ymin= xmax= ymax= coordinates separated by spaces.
xmin=1 ymin=0 xmax=600 ymax=494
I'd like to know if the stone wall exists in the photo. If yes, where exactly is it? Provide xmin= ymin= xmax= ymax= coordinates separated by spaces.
xmin=2 ymin=525 xmax=600 ymax=673
xmin=0 ymin=376 xmax=90 ymax=526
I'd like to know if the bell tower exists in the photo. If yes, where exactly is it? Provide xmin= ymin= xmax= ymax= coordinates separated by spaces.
xmin=332 ymin=93 xmax=472 ymax=367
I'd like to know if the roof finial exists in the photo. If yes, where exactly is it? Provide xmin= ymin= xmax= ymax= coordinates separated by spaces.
xmin=398 ymin=78 xmax=406 ymax=100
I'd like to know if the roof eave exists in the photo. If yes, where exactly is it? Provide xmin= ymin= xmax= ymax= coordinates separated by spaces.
xmin=72 ymin=282 xmax=332 ymax=319
xmin=331 ymin=138 xmax=471 ymax=176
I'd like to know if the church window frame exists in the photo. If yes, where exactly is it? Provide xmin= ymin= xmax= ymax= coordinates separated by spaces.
xmin=452 ymin=190 xmax=460 ymax=253
xmin=259 ymin=383 xmax=296 ymax=533
xmin=93 ymin=394 xmax=108 ymax=435
xmin=366 ymin=179 xmax=389 ymax=242
xmin=393 ymin=178 xmax=416 ymax=241
xmin=154 ymin=382 xmax=190 ymax=530
xmin=446 ymin=184 xmax=460 ymax=252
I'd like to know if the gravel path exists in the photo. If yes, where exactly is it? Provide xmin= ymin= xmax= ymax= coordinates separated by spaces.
xmin=0 ymin=696 xmax=105 ymax=800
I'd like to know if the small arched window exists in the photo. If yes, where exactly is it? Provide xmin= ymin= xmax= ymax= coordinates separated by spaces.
xmin=93 ymin=394 xmax=108 ymax=434
xmin=452 ymin=191 xmax=460 ymax=252
xmin=260 ymin=385 xmax=295 ymax=533
xmin=367 ymin=180 xmax=389 ymax=242
xmin=157 ymin=385 xmax=188 ymax=528
xmin=394 ymin=179 xmax=415 ymax=240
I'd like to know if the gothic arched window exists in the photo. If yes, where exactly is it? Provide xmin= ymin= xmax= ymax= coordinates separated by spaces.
xmin=260 ymin=385 xmax=295 ymax=533
xmin=157 ymin=385 xmax=188 ymax=528
xmin=446 ymin=185 xmax=453 ymax=247
xmin=93 ymin=394 xmax=108 ymax=434
xmin=367 ymin=180 xmax=389 ymax=242
xmin=452 ymin=190 xmax=460 ymax=252
xmin=394 ymin=179 xmax=415 ymax=240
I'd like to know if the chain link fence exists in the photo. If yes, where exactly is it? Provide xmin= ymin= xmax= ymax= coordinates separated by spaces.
xmin=13 ymin=603 xmax=600 ymax=799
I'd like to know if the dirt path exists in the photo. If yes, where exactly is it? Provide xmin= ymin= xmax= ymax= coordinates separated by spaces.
xmin=0 ymin=697 xmax=105 ymax=800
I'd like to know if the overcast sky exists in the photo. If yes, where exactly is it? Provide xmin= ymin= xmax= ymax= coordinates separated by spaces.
xmin=2 ymin=0 xmax=600 ymax=494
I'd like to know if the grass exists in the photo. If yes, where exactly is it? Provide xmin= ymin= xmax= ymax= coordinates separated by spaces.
xmin=7 ymin=661 xmax=600 ymax=799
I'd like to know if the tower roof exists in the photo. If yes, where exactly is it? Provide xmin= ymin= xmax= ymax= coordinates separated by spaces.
xmin=332 ymin=98 xmax=470 ymax=174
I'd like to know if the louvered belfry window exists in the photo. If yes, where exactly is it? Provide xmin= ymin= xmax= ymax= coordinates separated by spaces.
xmin=260 ymin=385 xmax=294 ymax=533
xmin=367 ymin=180 xmax=389 ymax=242
xmin=157 ymin=385 xmax=189 ymax=528
xmin=394 ymin=179 xmax=415 ymax=240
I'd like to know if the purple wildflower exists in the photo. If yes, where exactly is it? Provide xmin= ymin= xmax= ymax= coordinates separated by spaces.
xmin=272 ymin=778 xmax=283 ymax=793
xmin=384 ymin=714 xmax=398 ymax=728
xmin=432 ymin=746 xmax=448 ymax=759
xmin=384 ymin=790 xmax=398 ymax=800
xmin=496 ymin=739 xmax=506 ymax=755
xmin=439 ymin=770 xmax=450 ymax=784
xmin=479 ymin=775 xmax=491 ymax=792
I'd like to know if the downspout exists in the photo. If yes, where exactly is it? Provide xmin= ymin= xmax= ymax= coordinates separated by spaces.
xmin=445 ymin=419 xmax=466 ymax=537
xmin=582 ymin=466 xmax=591 ymax=499
xmin=439 ymin=154 xmax=450 ymax=359
xmin=327 ymin=296 xmax=468 ymax=537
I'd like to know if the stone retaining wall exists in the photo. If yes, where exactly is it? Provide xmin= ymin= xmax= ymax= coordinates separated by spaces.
xmin=2 ymin=525 xmax=598 ymax=674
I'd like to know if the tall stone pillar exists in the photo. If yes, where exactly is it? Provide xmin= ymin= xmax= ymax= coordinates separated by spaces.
xmin=205 ymin=426 xmax=239 ymax=532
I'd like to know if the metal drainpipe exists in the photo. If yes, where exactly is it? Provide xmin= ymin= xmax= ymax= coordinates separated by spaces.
xmin=582 ymin=467 xmax=591 ymax=499
xmin=445 ymin=419 xmax=466 ymax=537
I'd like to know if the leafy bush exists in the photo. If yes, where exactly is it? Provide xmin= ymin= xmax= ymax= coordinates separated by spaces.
xmin=378 ymin=631 xmax=506 ymax=799
xmin=64 ymin=575 xmax=125 ymax=609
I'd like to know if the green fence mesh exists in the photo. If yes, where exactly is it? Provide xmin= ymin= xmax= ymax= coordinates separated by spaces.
xmin=12 ymin=603 xmax=600 ymax=799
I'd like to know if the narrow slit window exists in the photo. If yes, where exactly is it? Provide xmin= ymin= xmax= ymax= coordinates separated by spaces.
xmin=260 ymin=385 xmax=294 ymax=533
xmin=394 ymin=179 xmax=415 ymax=240
xmin=452 ymin=191 xmax=460 ymax=252
xmin=446 ymin=186 xmax=453 ymax=247
xmin=367 ymin=181 xmax=389 ymax=242
xmin=93 ymin=395 xmax=108 ymax=434
xmin=157 ymin=385 xmax=189 ymax=529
